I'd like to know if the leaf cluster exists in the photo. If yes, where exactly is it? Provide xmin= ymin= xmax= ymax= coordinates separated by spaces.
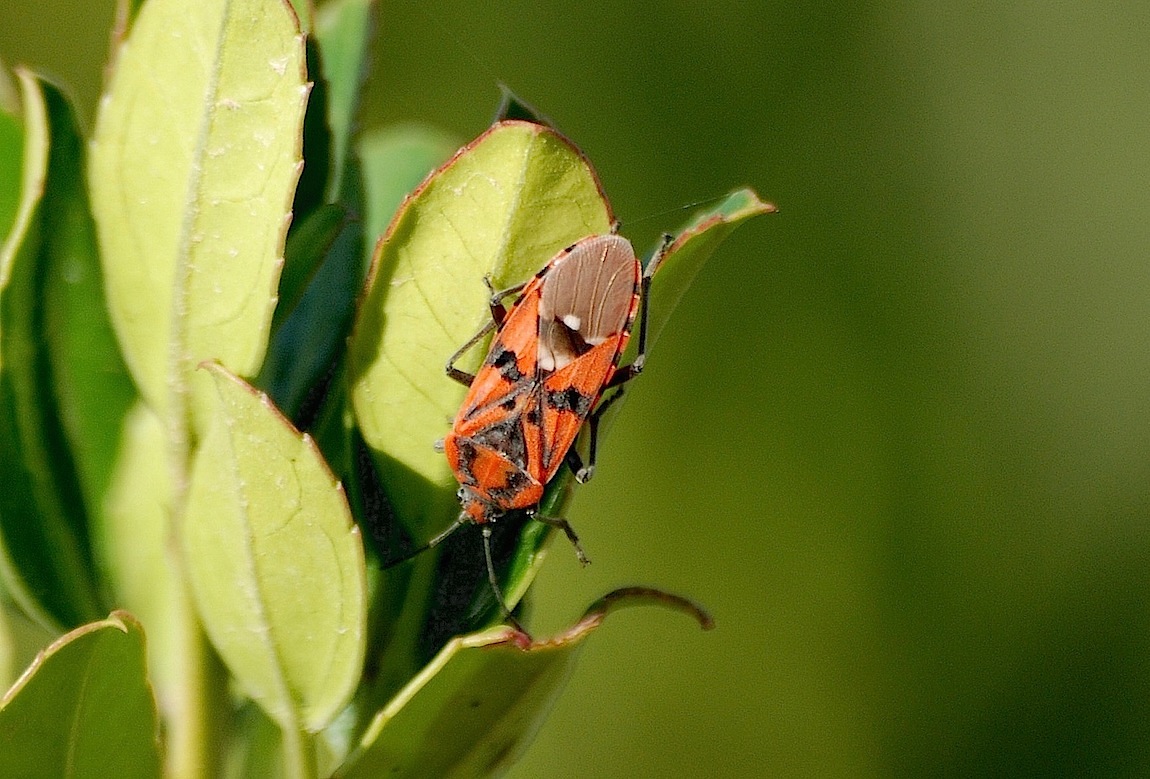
xmin=0 ymin=1 xmax=770 ymax=776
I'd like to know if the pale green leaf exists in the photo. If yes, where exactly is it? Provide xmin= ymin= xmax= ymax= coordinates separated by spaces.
xmin=336 ymin=588 xmax=712 ymax=778
xmin=98 ymin=401 xmax=189 ymax=716
xmin=347 ymin=120 xmax=612 ymax=538
xmin=0 ymin=611 xmax=161 ymax=778
xmin=90 ymin=0 xmax=309 ymax=433
xmin=183 ymin=363 xmax=366 ymax=732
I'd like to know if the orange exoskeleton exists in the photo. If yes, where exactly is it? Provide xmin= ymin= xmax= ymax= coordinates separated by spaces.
xmin=432 ymin=231 xmax=671 ymax=618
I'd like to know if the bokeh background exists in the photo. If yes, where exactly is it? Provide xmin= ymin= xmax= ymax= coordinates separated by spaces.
xmin=6 ymin=1 xmax=1150 ymax=776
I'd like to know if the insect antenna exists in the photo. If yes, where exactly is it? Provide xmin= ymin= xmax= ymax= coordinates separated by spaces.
xmin=380 ymin=512 xmax=468 ymax=569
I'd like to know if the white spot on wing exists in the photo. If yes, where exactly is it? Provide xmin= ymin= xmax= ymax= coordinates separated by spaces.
xmin=562 ymin=313 xmax=581 ymax=330
xmin=538 ymin=348 xmax=556 ymax=372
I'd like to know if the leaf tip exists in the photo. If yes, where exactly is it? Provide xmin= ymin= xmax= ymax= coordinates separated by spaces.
xmin=581 ymin=587 xmax=715 ymax=632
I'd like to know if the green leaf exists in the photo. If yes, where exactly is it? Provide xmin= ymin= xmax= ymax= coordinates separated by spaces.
xmin=446 ymin=189 xmax=777 ymax=627
xmin=348 ymin=120 xmax=612 ymax=539
xmin=640 ymin=188 xmax=777 ymax=353
xmin=0 ymin=70 xmax=104 ymax=630
xmin=289 ymin=0 xmax=314 ymax=35
xmin=0 ymin=607 xmax=7 ymax=685
xmin=0 ymin=63 xmax=16 ymax=117
xmin=0 ymin=606 xmax=9 ymax=691
xmin=110 ymin=0 xmax=146 ymax=41
xmin=316 ymin=0 xmax=376 ymax=201
xmin=274 ymin=202 xmax=349 ymax=332
xmin=0 ymin=611 xmax=161 ymax=778
xmin=335 ymin=588 xmax=712 ymax=778
xmin=357 ymin=123 xmax=458 ymax=263
xmin=0 ymin=69 xmax=43 ymax=306
xmin=183 ymin=363 xmax=366 ymax=733
xmin=493 ymin=86 xmax=552 ymax=127
xmin=0 ymin=91 xmax=20 ymax=249
xmin=264 ymin=123 xmax=458 ymax=443
xmin=292 ymin=38 xmax=332 ymax=219
xmin=225 ymin=699 xmax=347 ymax=778
xmin=257 ymin=202 xmax=361 ymax=425
xmin=0 ymin=600 xmax=55 ymax=694
xmin=97 ymin=401 xmax=186 ymax=708
xmin=37 ymin=75 xmax=138 ymax=546
xmin=89 ymin=0 xmax=309 ymax=433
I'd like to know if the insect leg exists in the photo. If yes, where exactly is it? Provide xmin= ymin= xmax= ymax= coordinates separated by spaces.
xmin=482 ymin=525 xmax=525 ymax=633
xmin=484 ymin=274 xmax=529 ymax=321
xmin=532 ymin=514 xmax=590 ymax=565
xmin=445 ymin=276 xmax=533 ymax=386
xmin=445 ymin=318 xmax=496 ymax=386
xmin=604 ymin=233 xmax=673 ymax=388
xmin=567 ymin=384 xmax=628 ymax=483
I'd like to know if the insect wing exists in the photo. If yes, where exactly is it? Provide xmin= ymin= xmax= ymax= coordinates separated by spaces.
xmin=539 ymin=334 xmax=626 ymax=478
xmin=537 ymin=235 xmax=640 ymax=373
xmin=535 ymin=235 xmax=641 ymax=482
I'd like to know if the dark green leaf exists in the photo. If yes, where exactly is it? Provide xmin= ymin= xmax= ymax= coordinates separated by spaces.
xmin=336 ymin=588 xmax=711 ymax=778
xmin=258 ymin=199 xmax=361 ymax=426
xmin=0 ymin=611 xmax=161 ymax=778
xmin=293 ymin=36 xmax=331 ymax=218
xmin=316 ymin=0 xmax=376 ymax=201
xmin=0 ymin=70 xmax=104 ymax=630
xmin=38 ymin=75 xmax=137 ymax=550
xmin=493 ymin=85 xmax=553 ymax=127
xmin=273 ymin=202 xmax=349 ymax=333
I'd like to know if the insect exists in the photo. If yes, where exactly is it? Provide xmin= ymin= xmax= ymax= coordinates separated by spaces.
xmin=430 ymin=230 xmax=671 ymax=620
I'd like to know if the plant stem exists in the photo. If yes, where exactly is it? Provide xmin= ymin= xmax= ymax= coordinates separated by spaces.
xmin=281 ymin=723 xmax=318 ymax=779
xmin=163 ymin=609 xmax=229 ymax=779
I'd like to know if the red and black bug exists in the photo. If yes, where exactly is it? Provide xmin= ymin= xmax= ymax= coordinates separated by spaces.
xmin=430 ymin=231 xmax=670 ymax=617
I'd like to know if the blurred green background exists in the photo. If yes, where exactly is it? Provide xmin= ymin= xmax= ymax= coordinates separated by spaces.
xmin=6 ymin=1 xmax=1150 ymax=776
